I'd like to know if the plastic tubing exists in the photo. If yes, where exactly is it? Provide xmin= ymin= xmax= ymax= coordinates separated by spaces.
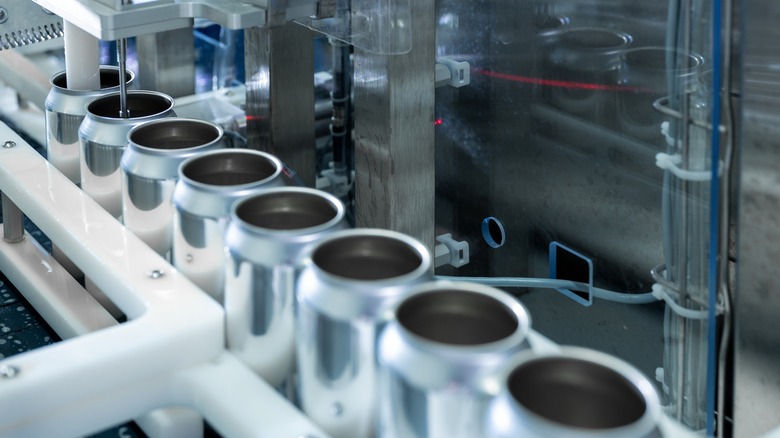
xmin=435 ymin=276 xmax=659 ymax=304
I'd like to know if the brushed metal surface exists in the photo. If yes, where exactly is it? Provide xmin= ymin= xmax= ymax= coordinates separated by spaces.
xmin=245 ymin=23 xmax=315 ymax=186
xmin=136 ymin=27 xmax=195 ymax=98
xmin=352 ymin=0 xmax=436 ymax=253
xmin=735 ymin=3 xmax=780 ymax=433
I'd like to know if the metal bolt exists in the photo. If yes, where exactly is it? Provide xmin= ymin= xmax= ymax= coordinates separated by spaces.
xmin=0 ymin=8 xmax=8 ymax=24
xmin=330 ymin=402 xmax=343 ymax=417
xmin=0 ymin=364 xmax=19 ymax=379
xmin=2 ymin=141 xmax=15 ymax=149
xmin=148 ymin=269 xmax=165 ymax=279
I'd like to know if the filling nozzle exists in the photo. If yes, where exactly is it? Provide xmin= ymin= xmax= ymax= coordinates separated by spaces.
xmin=117 ymin=0 xmax=129 ymax=118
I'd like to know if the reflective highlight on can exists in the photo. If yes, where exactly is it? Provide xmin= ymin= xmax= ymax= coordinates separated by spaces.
xmin=378 ymin=281 xmax=531 ymax=438
xmin=45 ymin=66 xmax=135 ymax=185
xmin=172 ymin=149 xmax=285 ymax=302
xmin=224 ymin=187 xmax=347 ymax=388
xmin=79 ymin=90 xmax=176 ymax=218
xmin=121 ymin=118 xmax=226 ymax=256
xmin=296 ymin=229 xmax=433 ymax=438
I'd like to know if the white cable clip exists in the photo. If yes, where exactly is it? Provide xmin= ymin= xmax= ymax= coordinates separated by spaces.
xmin=434 ymin=234 xmax=470 ymax=268
xmin=655 ymin=152 xmax=723 ymax=182
xmin=652 ymin=283 xmax=720 ymax=320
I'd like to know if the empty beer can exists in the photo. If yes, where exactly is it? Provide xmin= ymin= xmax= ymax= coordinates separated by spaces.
xmin=79 ymin=90 xmax=176 ymax=218
xmin=377 ymin=281 xmax=531 ymax=438
xmin=121 ymin=118 xmax=226 ymax=257
xmin=485 ymin=347 xmax=661 ymax=438
xmin=172 ymin=149 xmax=285 ymax=302
xmin=224 ymin=187 xmax=347 ymax=388
xmin=45 ymin=66 xmax=135 ymax=185
xmin=296 ymin=228 xmax=433 ymax=438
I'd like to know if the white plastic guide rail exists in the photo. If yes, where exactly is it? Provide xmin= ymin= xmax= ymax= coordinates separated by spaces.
xmin=0 ymin=123 xmax=329 ymax=437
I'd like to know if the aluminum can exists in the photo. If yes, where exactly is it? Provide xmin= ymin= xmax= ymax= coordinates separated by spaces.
xmin=121 ymin=118 xmax=226 ymax=256
xmin=485 ymin=347 xmax=661 ymax=438
xmin=172 ymin=149 xmax=285 ymax=302
xmin=224 ymin=187 xmax=347 ymax=389
xmin=377 ymin=281 xmax=531 ymax=438
xmin=45 ymin=66 xmax=135 ymax=185
xmin=296 ymin=228 xmax=433 ymax=438
xmin=79 ymin=90 xmax=176 ymax=218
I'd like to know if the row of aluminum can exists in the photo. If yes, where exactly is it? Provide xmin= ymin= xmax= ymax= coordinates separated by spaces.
xmin=44 ymin=67 xmax=662 ymax=438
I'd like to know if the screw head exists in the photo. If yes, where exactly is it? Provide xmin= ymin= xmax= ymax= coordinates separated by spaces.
xmin=148 ymin=269 xmax=165 ymax=279
xmin=0 ymin=364 xmax=19 ymax=379
xmin=2 ymin=141 xmax=16 ymax=148
xmin=0 ymin=8 xmax=8 ymax=25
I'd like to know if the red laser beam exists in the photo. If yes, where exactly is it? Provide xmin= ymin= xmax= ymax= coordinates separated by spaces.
xmin=474 ymin=68 xmax=649 ymax=92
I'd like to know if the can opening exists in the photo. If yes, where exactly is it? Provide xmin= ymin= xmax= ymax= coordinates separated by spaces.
xmin=396 ymin=290 xmax=518 ymax=345
xmin=131 ymin=120 xmax=221 ymax=150
xmin=620 ymin=47 xmax=702 ymax=74
xmin=313 ymin=234 xmax=423 ymax=280
xmin=508 ymin=356 xmax=647 ymax=429
xmin=183 ymin=151 xmax=279 ymax=186
xmin=236 ymin=190 xmax=338 ymax=230
xmin=52 ymin=68 xmax=132 ymax=89
xmin=88 ymin=92 xmax=173 ymax=119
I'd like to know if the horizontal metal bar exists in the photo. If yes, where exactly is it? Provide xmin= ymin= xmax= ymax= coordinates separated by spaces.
xmin=31 ymin=0 xmax=268 ymax=40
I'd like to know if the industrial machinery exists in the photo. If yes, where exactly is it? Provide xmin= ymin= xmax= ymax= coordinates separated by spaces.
xmin=0 ymin=0 xmax=777 ymax=436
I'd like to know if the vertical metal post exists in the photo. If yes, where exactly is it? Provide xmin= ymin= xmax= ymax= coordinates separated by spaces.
xmin=2 ymin=192 xmax=24 ymax=243
xmin=352 ymin=0 xmax=436 ymax=253
xmin=136 ymin=27 xmax=195 ymax=99
xmin=245 ymin=23 xmax=316 ymax=187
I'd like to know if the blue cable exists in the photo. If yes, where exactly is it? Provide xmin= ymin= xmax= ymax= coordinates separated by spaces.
xmin=435 ymin=276 xmax=659 ymax=304
xmin=705 ymin=0 xmax=723 ymax=433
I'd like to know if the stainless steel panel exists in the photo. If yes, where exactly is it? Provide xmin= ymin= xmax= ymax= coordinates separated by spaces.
xmin=136 ymin=27 xmax=195 ymax=98
xmin=352 ymin=0 xmax=436 ymax=252
xmin=245 ymin=23 xmax=316 ymax=186
xmin=735 ymin=2 xmax=780 ymax=433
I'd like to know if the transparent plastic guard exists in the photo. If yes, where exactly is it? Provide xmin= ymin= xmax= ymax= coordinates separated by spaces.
xmin=295 ymin=0 xmax=412 ymax=55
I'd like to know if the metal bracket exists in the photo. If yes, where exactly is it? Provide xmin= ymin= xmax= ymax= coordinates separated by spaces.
xmin=31 ymin=0 xmax=294 ymax=40
xmin=435 ymin=57 xmax=470 ymax=88
xmin=434 ymin=233 xmax=470 ymax=268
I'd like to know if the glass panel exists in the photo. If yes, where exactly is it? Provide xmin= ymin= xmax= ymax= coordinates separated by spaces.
xmin=434 ymin=0 xmax=720 ymax=433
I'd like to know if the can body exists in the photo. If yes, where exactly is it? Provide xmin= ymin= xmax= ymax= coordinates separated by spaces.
xmin=172 ymin=149 xmax=285 ymax=302
xmin=224 ymin=187 xmax=347 ymax=388
xmin=296 ymin=229 xmax=433 ymax=438
xmin=45 ymin=66 xmax=135 ymax=184
xmin=485 ymin=347 xmax=661 ymax=438
xmin=121 ymin=118 xmax=226 ymax=256
xmin=79 ymin=90 xmax=176 ymax=218
xmin=377 ymin=282 xmax=532 ymax=438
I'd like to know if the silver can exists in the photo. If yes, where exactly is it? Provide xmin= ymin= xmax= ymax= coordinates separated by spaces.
xmin=224 ymin=187 xmax=347 ymax=389
xmin=296 ymin=229 xmax=433 ymax=438
xmin=121 ymin=118 xmax=226 ymax=257
xmin=485 ymin=347 xmax=661 ymax=438
xmin=377 ymin=281 xmax=531 ymax=438
xmin=79 ymin=90 xmax=176 ymax=218
xmin=172 ymin=149 xmax=285 ymax=303
xmin=45 ymin=66 xmax=135 ymax=185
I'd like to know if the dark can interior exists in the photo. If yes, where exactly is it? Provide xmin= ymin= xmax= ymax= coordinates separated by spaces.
xmin=182 ymin=151 xmax=278 ymax=186
xmin=508 ymin=356 xmax=647 ymax=429
xmin=396 ymin=290 xmax=519 ymax=345
xmin=130 ymin=120 xmax=220 ymax=150
xmin=312 ymin=234 xmax=423 ymax=281
xmin=236 ymin=190 xmax=338 ymax=231
xmin=52 ymin=69 xmax=132 ymax=89
xmin=87 ymin=93 xmax=173 ymax=119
